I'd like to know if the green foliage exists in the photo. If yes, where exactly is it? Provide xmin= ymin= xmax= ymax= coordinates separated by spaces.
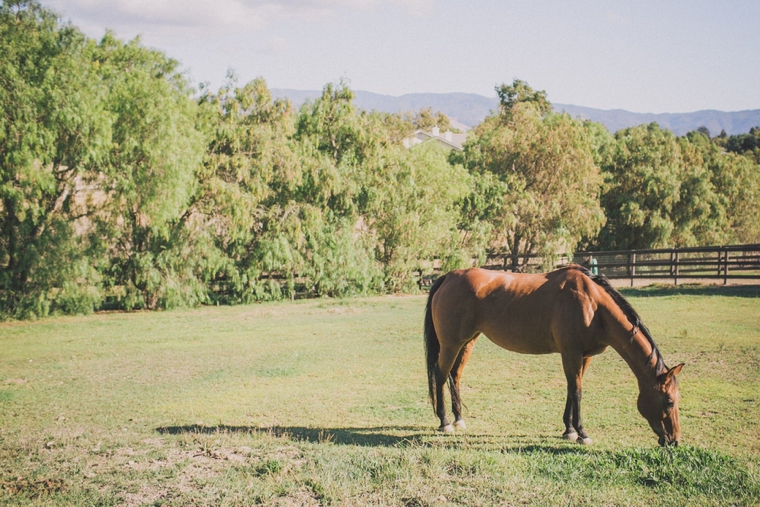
xmin=597 ymin=123 xmax=683 ymax=250
xmin=405 ymin=107 xmax=454 ymax=132
xmin=197 ymin=74 xmax=302 ymax=303
xmin=674 ymin=132 xmax=732 ymax=246
xmin=0 ymin=0 xmax=109 ymax=318
xmin=716 ymin=126 xmax=760 ymax=164
xmin=597 ymin=124 xmax=760 ymax=250
xmin=0 ymin=1 xmax=208 ymax=316
xmin=368 ymin=143 xmax=470 ymax=290
xmin=2 ymin=4 xmax=758 ymax=318
xmin=457 ymin=102 xmax=605 ymax=271
xmin=496 ymin=79 xmax=552 ymax=118
xmin=705 ymin=145 xmax=760 ymax=244
xmin=91 ymin=33 xmax=207 ymax=310
xmin=198 ymin=78 xmax=465 ymax=300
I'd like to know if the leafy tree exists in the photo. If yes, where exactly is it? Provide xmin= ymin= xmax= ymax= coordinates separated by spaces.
xmin=597 ymin=124 xmax=685 ymax=250
xmin=672 ymin=132 xmax=731 ymax=246
xmin=719 ymin=127 xmax=760 ymax=164
xmin=290 ymin=82 xmax=388 ymax=294
xmin=455 ymin=170 xmax=504 ymax=266
xmin=697 ymin=133 xmax=760 ymax=243
xmin=294 ymin=81 xmax=379 ymax=216
xmin=0 ymin=0 xmax=109 ymax=318
xmin=91 ymin=33 xmax=207 ymax=310
xmin=496 ymin=79 xmax=551 ymax=118
xmin=598 ymin=125 xmax=760 ymax=250
xmin=719 ymin=154 xmax=760 ymax=244
xmin=368 ymin=142 xmax=469 ymax=290
xmin=201 ymin=80 xmax=388 ymax=300
xmin=457 ymin=94 xmax=605 ymax=271
xmin=374 ymin=111 xmax=415 ymax=145
xmin=197 ymin=75 xmax=300 ymax=302
xmin=405 ymin=107 xmax=454 ymax=132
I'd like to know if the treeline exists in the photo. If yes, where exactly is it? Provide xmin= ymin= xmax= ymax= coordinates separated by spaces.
xmin=1 ymin=1 xmax=759 ymax=319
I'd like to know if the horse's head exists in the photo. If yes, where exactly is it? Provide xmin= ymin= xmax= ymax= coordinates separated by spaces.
xmin=637 ymin=363 xmax=684 ymax=446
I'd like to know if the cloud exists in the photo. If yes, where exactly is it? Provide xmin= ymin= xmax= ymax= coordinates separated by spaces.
xmin=44 ymin=0 xmax=434 ymax=34
xmin=46 ymin=0 xmax=268 ymax=31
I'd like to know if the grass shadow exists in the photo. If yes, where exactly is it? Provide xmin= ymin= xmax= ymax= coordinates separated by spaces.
xmin=155 ymin=424 xmax=596 ymax=453
xmin=619 ymin=284 xmax=760 ymax=298
xmin=156 ymin=424 xmax=423 ymax=447
xmin=498 ymin=443 xmax=597 ymax=455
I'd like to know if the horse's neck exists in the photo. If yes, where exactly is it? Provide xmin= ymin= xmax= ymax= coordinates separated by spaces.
xmin=606 ymin=318 xmax=662 ymax=387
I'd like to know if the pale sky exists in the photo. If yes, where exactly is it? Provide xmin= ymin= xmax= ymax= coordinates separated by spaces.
xmin=41 ymin=0 xmax=760 ymax=113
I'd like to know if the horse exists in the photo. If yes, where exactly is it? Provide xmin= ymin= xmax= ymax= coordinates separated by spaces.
xmin=424 ymin=265 xmax=684 ymax=446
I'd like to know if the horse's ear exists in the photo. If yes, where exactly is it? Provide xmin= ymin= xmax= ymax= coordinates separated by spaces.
xmin=658 ymin=363 xmax=684 ymax=384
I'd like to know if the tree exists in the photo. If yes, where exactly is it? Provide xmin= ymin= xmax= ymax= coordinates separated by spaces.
xmin=368 ymin=142 xmax=469 ymax=290
xmin=720 ymin=127 xmax=760 ymax=164
xmin=597 ymin=123 xmax=683 ymax=250
xmin=405 ymin=107 xmax=454 ymax=132
xmin=697 ymin=132 xmax=760 ymax=244
xmin=0 ymin=0 xmax=109 ymax=318
xmin=597 ymin=125 xmax=760 ymax=250
xmin=91 ymin=33 xmax=207 ymax=310
xmin=496 ymin=79 xmax=551 ymax=118
xmin=672 ymin=132 xmax=731 ymax=246
xmin=457 ymin=97 xmax=605 ymax=271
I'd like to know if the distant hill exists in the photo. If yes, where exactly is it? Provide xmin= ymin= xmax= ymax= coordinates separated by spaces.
xmin=272 ymin=88 xmax=494 ymax=129
xmin=554 ymin=104 xmax=760 ymax=137
xmin=271 ymin=88 xmax=760 ymax=136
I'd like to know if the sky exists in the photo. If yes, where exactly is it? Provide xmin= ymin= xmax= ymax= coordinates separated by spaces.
xmin=40 ymin=0 xmax=760 ymax=114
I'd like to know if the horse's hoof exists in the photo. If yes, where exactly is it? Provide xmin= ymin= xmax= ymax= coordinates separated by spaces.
xmin=577 ymin=436 xmax=593 ymax=445
xmin=438 ymin=424 xmax=455 ymax=434
xmin=562 ymin=431 xmax=579 ymax=441
xmin=453 ymin=420 xmax=467 ymax=431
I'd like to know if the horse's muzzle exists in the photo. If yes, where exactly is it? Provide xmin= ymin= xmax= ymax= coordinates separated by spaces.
xmin=658 ymin=435 xmax=679 ymax=447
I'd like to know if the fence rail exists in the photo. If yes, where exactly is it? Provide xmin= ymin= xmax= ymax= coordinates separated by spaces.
xmin=573 ymin=244 xmax=760 ymax=286
xmin=419 ymin=244 xmax=760 ymax=288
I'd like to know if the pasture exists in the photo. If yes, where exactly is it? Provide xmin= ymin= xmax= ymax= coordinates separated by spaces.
xmin=1 ymin=285 xmax=759 ymax=506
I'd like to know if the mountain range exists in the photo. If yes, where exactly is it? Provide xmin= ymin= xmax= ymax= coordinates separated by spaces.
xmin=271 ymin=89 xmax=760 ymax=136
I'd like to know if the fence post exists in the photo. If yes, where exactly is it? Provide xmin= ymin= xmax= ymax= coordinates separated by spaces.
xmin=629 ymin=252 xmax=636 ymax=287
xmin=673 ymin=249 xmax=679 ymax=286
xmin=724 ymin=248 xmax=729 ymax=285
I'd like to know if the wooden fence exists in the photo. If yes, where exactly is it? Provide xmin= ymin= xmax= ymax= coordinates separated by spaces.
xmin=572 ymin=244 xmax=760 ymax=286
xmin=419 ymin=244 xmax=760 ymax=288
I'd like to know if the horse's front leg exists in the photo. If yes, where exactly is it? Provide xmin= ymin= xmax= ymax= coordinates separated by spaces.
xmin=561 ymin=354 xmax=593 ymax=445
xmin=562 ymin=392 xmax=578 ymax=441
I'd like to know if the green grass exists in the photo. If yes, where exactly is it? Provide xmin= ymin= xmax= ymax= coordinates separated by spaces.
xmin=1 ymin=287 xmax=759 ymax=505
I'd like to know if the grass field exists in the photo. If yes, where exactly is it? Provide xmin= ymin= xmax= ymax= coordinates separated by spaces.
xmin=1 ymin=285 xmax=759 ymax=506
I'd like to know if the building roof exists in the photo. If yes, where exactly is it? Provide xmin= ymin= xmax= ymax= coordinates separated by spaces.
xmin=403 ymin=126 xmax=467 ymax=151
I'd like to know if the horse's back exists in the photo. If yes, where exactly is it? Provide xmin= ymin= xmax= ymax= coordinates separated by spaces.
xmin=431 ymin=267 xmax=603 ymax=355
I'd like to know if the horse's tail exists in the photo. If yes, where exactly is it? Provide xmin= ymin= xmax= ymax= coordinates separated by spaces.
xmin=424 ymin=275 xmax=447 ymax=412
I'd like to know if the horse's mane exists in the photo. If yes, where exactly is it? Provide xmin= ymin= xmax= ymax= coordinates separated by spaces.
xmin=573 ymin=265 xmax=667 ymax=375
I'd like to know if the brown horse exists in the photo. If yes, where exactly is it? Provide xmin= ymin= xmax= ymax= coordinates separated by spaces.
xmin=424 ymin=265 xmax=684 ymax=446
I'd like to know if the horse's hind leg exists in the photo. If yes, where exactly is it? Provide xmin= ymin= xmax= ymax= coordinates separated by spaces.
xmin=450 ymin=338 xmax=478 ymax=430
xmin=435 ymin=343 xmax=464 ymax=433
